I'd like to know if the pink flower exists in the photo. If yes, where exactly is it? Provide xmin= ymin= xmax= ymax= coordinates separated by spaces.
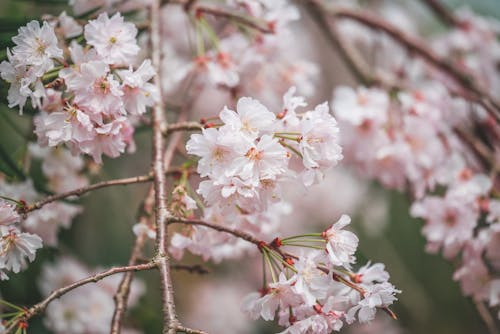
xmin=11 ymin=20 xmax=62 ymax=75
xmin=299 ymin=102 xmax=343 ymax=185
xmin=84 ymin=12 xmax=140 ymax=65
xmin=323 ymin=215 xmax=359 ymax=267
xmin=220 ymin=97 xmax=276 ymax=139
xmin=118 ymin=59 xmax=159 ymax=115
xmin=0 ymin=226 xmax=43 ymax=274
xmin=0 ymin=200 xmax=19 ymax=226
xmin=411 ymin=195 xmax=478 ymax=258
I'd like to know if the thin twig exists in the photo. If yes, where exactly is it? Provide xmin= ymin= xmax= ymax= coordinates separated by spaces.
xmin=23 ymin=168 xmax=185 ymax=214
xmin=2 ymin=262 xmax=157 ymax=334
xmin=420 ymin=0 xmax=460 ymax=26
xmin=168 ymin=217 xmax=262 ymax=246
xmin=109 ymin=231 xmax=148 ymax=334
xmin=165 ymin=121 xmax=203 ymax=135
xmin=176 ymin=325 xmax=209 ymax=334
xmin=305 ymin=1 xmax=372 ymax=86
xmin=192 ymin=4 xmax=273 ymax=34
xmin=475 ymin=300 xmax=499 ymax=334
xmin=150 ymin=0 xmax=179 ymax=332
xmin=171 ymin=264 xmax=210 ymax=275
xmin=23 ymin=174 xmax=153 ymax=213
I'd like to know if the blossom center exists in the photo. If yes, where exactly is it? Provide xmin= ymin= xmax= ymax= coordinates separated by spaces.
xmin=245 ymin=147 xmax=264 ymax=161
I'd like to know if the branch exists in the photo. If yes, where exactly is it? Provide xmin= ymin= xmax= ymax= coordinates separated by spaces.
xmin=23 ymin=174 xmax=153 ymax=213
xmin=176 ymin=325 xmax=209 ymax=334
xmin=322 ymin=5 xmax=500 ymax=122
xmin=150 ymin=0 xmax=179 ymax=332
xmin=111 ymin=109 xmax=190 ymax=333
xmin=193 ymin=5 xmax=274 ymax=34
xmin=420 ymin=0 xmax=460 ymax=26
xmin=23 ymin=168 xmax=185 ymax=214
xmin=3 ymin=262 xmax=157 ymax=334
xmin=164 ymin=121 xmax=203 ymax=135
xmin=475 ymin=300 xmax=499 ymax=334
xmin=305 ymin=2 xmax=379 ymax=87
xmin=167 ymin=217 xmax=262 ymax=246
xmin=171 ymin=264 xmax=210 ymax=275
xmin=109 ymin=228 xmax=149 ymax=334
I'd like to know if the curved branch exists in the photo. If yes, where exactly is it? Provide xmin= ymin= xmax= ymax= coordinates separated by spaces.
xmin=24 ymin=174 xmax=153 ymax=213
xmin=322 ymin=5 xmax=500 ymax=122
xmin=23 ymin=168 xmax=185 ymax=214
xmin=171 ymin=264 xmax=210 ymax=275
xmin=193 ymin=5 xmax=273 ymax=34
xmin=3 ymin=262 xmax=157 ymax=334
xmin=167 ymin=217 xmax=262 ymax=246
xmin=420 ymin=0 xmax=460 ymax=26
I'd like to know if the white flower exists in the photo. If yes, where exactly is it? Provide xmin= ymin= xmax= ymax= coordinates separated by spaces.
xmin=346 ymin=282 xmax=400 ymax=324
xmin=0 ymin=49 xmax=43 ymax=114
xmin=229 ymin=134 xmax=289 ymax=183
xmin=84 ymin=12 xmax=140 ymax=65
xmin=118 ymin=59 xmax=159 ymax=115
xmin=0 ymin=226 xmax=43 ymax=273
xmin=323 ymin=215 xmax=359 ymax=267
xmin=220 ymin=97 xmax=276 ymax=139
xmin=292 ymin=251 xmax=331 ymax=306
xmin=299 ymin=102 xmax=343 ymax=185
xmin=65 ymin=60 xmax=124 ymax=117
xmin=0 ymin=200 xmax=19 ymax=226
xmin=11 ymin=20 xmax=62 ymax=76
xmin=58 ymin=11 xmax=83 ymax=39
xmin=186 ymin=128 xmax=243 ymax=178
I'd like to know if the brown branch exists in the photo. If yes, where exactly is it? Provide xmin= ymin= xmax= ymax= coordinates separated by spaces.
xmin=322 ymin=5 xmax=500 ymax=122
xmin=3 ymin=262 xmax=157 ymax=334
xmin=194 ymin=5 xmax=274 ymax=34
xmin=23 ymin=168 xmax=185 ymax=214
xmin=23 ymin=174 xmax=153 ymax=213
xmin=305 ymin=2 xmax=372 ymax=86
xmin=109 ymin=228 xmax=149 ymax=334
xmin=168 ymin=217 xmax=262 ymax=246
xmin=165 ymin=121 xmax=203 ymax=135
xmin=420 ymin=0 xmax=460 ymax=26
xmin=176 ymin=325 xmax=209 ymax=334
xmin=150 ymin=0 xmax=179 ymax=332
xmin=111 ymin=109 xmax=190 ymax=333
xmin=475 ymin=300 xmax=499 ymax=334
xmin=171 ymin=264 xmax=210 ymax=275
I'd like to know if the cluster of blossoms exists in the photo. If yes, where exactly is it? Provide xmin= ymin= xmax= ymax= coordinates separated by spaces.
xmin=241 ymin=215 xmax=400 ymax=333
xmin=0 ymin=179 xmax=82 ymax=277
xmin=39 ymin=256 xmax=144 ymax=333
xmin=0 ymin=11 xmax=158 ymax=163
xmin=170 ymin=87 xmax=343 ymax=262
xmin=161 ymin=0 xmax=318 ymax=113
xmin=0 ymin=198 xmax=42 ymax=280
xmin=169 ymin=88 xmax=401 ymax=332
xmin=330 ymin=2 xmax=500 ymax=318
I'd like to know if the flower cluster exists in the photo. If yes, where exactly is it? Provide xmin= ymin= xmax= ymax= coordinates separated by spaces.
xmin=170 ymin=88 xmax=342 ymax=262
xmin=1 ymin=179 xmax=81 ymax=248
xmin=0 ymin=12 xmax=158 ymax=163
xmin=332 ymin=81 xmax=500 ymax=315
xmin=242 ymin=215 xmax=399 ymax=333
xmin=40 ymin=256 xmax=144 ymax=334
xmin=0 ymin=198 xmax=42 ymax=280
xmin=160 ymin=0 xmax=318 ymax=113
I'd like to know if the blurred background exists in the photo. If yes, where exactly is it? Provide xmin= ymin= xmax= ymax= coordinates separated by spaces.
xmin=0 ymin=0 xmax=499 ymax=333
